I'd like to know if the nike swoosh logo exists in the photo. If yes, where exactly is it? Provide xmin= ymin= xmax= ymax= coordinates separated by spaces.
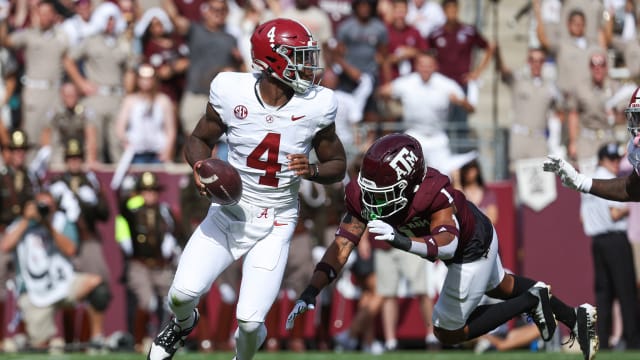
xmin=291 ymin=115 xmax=306 ymax=121
xmin=274 ymin=220 xmax=288 ymax=226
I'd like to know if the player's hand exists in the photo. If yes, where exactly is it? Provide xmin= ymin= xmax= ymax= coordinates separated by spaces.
xmin=543 ymin=155 xmax=591 ymax=192
xmin=192 ymin=160 xmax=208 ymax=197
xmin=286 ymin=300 xmax=315 ymax=330
xmin=286 ymin=154 xmax=312 ymax=177
xmin=367 ymin=219 xmax=395 ymax=242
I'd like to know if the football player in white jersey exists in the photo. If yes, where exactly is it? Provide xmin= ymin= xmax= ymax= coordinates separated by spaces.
xmin=544 ymin=86 xmax=640 ymax=201
xmin=147 ymin=18 xmax=347 ymax=360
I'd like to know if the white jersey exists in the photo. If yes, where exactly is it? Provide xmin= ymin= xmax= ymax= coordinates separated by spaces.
xmin=209 ymin=72 xmax=337 ymax=208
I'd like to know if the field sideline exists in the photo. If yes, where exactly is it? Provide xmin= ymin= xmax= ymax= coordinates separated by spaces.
xmin=2 ymin=351 xmax=640 ymax=360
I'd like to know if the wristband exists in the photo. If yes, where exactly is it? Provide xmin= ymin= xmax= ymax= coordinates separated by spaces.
xmin=314 ymin=261 xmax=337 ymax=283
xmin=424 ymin=236 xmax=438 ymax=262
xmin=308 ymin=163 xmax=319 ymax=180
xmin=581 ymin=177 xmax=593 ymax=193
xmin=388 ymin=232 xmax=412 ymax=252
xmin=299 ymin=285 xmax=320 ymax=306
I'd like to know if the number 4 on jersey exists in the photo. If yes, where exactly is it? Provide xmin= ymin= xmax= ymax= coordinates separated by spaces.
xmin=247 ymin=132 xmax=281 ymax=187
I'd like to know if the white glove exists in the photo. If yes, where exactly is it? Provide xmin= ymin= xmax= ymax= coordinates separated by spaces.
xmin=367 ymin=219 xmax=395 ymax=241
xmin=286 ymin=300 xmax=314 ymax=330
xmin=542 ymin=155 xmax=592 ymax=192
xmin=77 ymin=185 xmax=98 ymax=205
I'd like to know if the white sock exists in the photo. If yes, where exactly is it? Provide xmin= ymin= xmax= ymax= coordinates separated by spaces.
xmin=235 ymin=322 xmax=266 ymax=360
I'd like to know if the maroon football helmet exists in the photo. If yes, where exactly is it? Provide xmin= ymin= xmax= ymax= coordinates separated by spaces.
xmin=358 ymin=134 xmax=426 ymax=220
xmin=625 ymin=86 xmax=640 ymax=138
xmin=250 ymin=18 xmax=321 ymax=94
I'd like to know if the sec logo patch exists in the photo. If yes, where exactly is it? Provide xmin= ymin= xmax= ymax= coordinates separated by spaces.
xmin=234 ymin=105 xmax=248 ymax=119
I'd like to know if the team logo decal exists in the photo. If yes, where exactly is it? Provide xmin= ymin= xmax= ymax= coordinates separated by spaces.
xmin=266 ymin=115 xmax=274 ymax=123
xmin=234 ymin=105 xmax=248 ymax=119
xmin=389 ymin=147 xmax=418 ymax=180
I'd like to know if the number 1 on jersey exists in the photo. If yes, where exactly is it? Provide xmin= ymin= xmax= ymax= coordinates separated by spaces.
xmin=247 ymin=132 xmax=281 ymax=187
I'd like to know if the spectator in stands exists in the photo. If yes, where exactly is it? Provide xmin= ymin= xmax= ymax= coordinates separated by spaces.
xmin=533 ymin=0 xmax=610 ymax=53
xmin=134 ymin=7 xmax=189 ymax=105
xmin=458 ymin=159 xmax=497 ymax=224
xmin=0 ymin=46 xmax=16 ymax=145
xmin=115 ymin=171 xmax=182 ymax=353
xmin=378 ymin=50 xmax=474 ymax=174
xmin=41 ymin=82 xmax=99 ymax=166
xmin=497 ymin=47 xmax=561 ymax=169
xmin=0 ymin=191 xmax=107 ymax=350
xmin=382 ymin=0 xmax=428 ymax=83
xmin=64 ymin=1 xmax=137 ymax=164
xmin=316 ymin=0 xmax=353 ymax=34
xmin=0 ymin=0 xmax=69 ymax=154
xmin=0 ymin=130 xmax=40 ymax=349
xmin=61 ymin=0 xmax=94 ymax=46
xmin=282 ymin=0 xmax=333 ymax=67
xmin=164 ymin=0 xmax=244 ymax=135
xmin=334 ymin=0 xmax=388 ymax=129
xmin=535 ymin=6 xmax=605 ymax=102
xmin=48 ymin=138 xmax=112 ymax=348
xmin=579 ymin=143 xmax=640 ymax=350
xmin=566 ymin=52 xmax=622 ymax=165
xmin=427 ymin=0 xmax=494 ymax=151
xmin=115 ymin=64 xmax=176 ymax=164
xmin=406 ymin=0 xmax=445 ymax=38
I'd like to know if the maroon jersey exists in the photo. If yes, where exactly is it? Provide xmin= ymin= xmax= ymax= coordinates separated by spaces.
xmin=386 ymin=24 xmax=428 ymax=80
xmin=427 ymin=22 xmax=489 ymax=87
xmin=143 ymin=37 xmax=188 ymax=103
xmin=345 ymin=167 xmax=493 ymax=264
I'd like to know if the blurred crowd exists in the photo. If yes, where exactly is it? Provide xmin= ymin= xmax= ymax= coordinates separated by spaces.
xmin=0 ymin=0 xmax=640 ymax=356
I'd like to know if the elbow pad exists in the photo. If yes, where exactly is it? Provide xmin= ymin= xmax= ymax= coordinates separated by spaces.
xmin=437 ymin=236 xmax=458 ymax=260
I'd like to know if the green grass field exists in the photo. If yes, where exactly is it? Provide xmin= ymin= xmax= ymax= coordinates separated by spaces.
xmin=2 ymin=351 xmax=640 ymax=360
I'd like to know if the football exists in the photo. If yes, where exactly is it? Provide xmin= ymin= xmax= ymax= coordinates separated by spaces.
xmin=197 ymin=158 xmax=242 ymax=205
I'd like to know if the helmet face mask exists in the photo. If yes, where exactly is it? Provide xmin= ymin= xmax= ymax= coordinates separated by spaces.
xmin=358 ymin=173 xmax=409 ymax=220
xmin=276 ymin=44 xmax=321 ymax=92
xmin=251 ymin=19 xmax=322 ymax=94
xmin=357 ymin=134 xmax=425 ymax=220
xmin=626 ymin=108 xmax=640 ymax=138
xmin=625 ymin=87 xmax=640 ymax=138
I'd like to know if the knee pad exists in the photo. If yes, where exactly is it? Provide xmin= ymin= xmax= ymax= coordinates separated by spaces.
xmin=168 ymin=286 xmax=198 ymax=312
xmin=87 ymin=282 xmax=111 ymax=311
xmin=237 ymin=320 xmax=263 ymax=334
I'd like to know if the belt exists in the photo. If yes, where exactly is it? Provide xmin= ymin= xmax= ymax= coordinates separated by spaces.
xmin=580 ymin=128 xmax=613 ymax=140
xmin=511 ymin=123 xmax=547 ymax=137
xmin=96 ymin=85 xmax=124 ymax=96
xmin=21 ymin=77 xmax=60 ymax=90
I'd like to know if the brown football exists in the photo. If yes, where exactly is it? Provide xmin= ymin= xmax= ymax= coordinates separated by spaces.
xmin=197 ymin=158 xmax=242 ymax=205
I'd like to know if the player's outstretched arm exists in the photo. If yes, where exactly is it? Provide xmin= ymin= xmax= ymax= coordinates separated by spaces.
xmin=184 ymin=102 xmax=226 ymax=167
xmin=286 ymin=213 xmax=363 ymax=330
xmin=590 ymin=170 xmax=640 ymax=202
xmin=544 ymin=155 xmax=640 ymax=201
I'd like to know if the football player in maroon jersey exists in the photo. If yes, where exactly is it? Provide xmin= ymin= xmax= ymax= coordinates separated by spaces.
xmin=288 ymin=133 xmax=598 ymax=360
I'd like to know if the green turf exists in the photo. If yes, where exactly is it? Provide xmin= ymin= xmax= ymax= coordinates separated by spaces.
xmin=2 ymin=351 xmax=640 ymax=360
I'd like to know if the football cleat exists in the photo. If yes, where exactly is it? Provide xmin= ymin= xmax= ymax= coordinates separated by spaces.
xmin=527 ymin=281 xmax=557 ymax=341
xmin=147 ymin=309 xmax=199 ymax=360
xmin=572 ymin=304 xmax=599 ymax=360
